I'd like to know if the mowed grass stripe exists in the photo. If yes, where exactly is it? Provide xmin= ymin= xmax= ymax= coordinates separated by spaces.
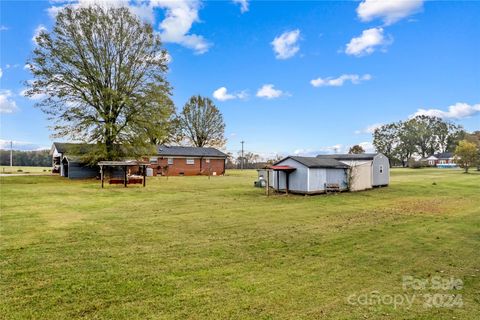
xmin=1 ymin=169 xmax=479 ymax=319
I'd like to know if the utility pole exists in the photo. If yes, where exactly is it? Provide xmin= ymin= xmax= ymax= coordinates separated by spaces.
xmin=240 ymin=141 xmax=245 ymax=170
xmin=10 ymin=141 xmax=13 ymax=167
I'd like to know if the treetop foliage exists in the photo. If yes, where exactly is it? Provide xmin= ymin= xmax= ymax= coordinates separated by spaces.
xmin=26 ymin=5 xmax=174 ymax=162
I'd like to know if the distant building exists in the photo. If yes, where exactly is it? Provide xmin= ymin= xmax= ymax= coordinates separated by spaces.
xmin=149 ymin=145 xmax=228 ymax=176
xmin=50 ymin=143 xmax=227 ymax=179
xmin=50 ymin=142 xmax=97 ymax=178
xmin=425 ymin=152 xmax=455 ymax=166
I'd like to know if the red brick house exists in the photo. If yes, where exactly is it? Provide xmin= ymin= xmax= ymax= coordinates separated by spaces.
xmin=147 ymin=145 xmax=228 ymax=176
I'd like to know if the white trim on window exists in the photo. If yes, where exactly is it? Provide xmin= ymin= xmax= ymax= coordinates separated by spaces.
xmin=167 ymin=157 xmax=173 ymax=165
xmin=186 ymin=158 xmax=195 ymax=165
xmin=149 ymin=157 xmax=158 ymax=164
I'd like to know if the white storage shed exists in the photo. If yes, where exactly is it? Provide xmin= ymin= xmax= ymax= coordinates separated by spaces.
xmin=269 ymin=156 xmax=349 ymax=194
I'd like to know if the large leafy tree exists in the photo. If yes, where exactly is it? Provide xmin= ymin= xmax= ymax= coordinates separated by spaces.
xmin=454 ymin=140 xmax=479 ymax=173
xmin=178 ymin=95 xmax=226 ymax=148
xmin=26 ymin=5 xmax=173 ymax=161
xmin=373 ymin=123 xmax=399 ymax=165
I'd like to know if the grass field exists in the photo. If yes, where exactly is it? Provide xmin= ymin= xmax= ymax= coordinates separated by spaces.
xmin=0 ymin=166 xmax=51 ymax=174
xmin=1 ymin=168 xmax=479 ymax=319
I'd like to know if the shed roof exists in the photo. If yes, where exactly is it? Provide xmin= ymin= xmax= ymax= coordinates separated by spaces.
xmin=52 ymin=142 xmax=95 ymax=155
xmin=276 ymin=156 xmax=349 ymax=169
xmin=156 ymin=145 xmax=228 ymax=158
xmin=316 ymin=153 xmax=379 ymax=161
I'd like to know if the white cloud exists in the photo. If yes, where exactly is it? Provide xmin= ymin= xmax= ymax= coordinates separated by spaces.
xmin=0 ymin=90 xmax=19 ymax=114
xmin=32 ymin=24 xmax=47 ymax=44
xmin=311 ymin=74 xmax=372 ymax=87
xmin=256 ymin=84 xmax=286 ymax=99
xmin=47 ymin=0 xmax=210 ymax=54
xmin=357 ymin=0 xmax=424 ymax=25
xmin=0 ymin=25 xmax=8 ymax=31
xmin=357 ymin=141 xmax=375 ymax=153
xmin=213 ymin=87 xmax=247 ymax=101
xmin=354 ymin=123 xmax=383 ymax=135
xmin=294 ymin=144 xmax=344 ymax=156
xmin=0 ymin=68 xmax=2 ymax=78
xmin=271 ymin=29 xmax=301 ymax=59
xmin=155 ymin=0 xmax=210 ymax=54
xmin=233 ymin=0 xmax=249 ymax=13
xmin=412 ymin=102 xmax=480 ymax=120
xmin=0 ymin=139 xmax=49 ymax=151
xmin=345 ymin=27 xmax=391 ymax=56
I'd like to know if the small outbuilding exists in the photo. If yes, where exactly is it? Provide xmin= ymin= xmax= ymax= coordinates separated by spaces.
xmin=317 ymin=153 xmax=390 ymax=188
xmin=61 ymin=156 xmax=99 ymax=179
xmin=269 ymin=156 xmax=349 ymax=194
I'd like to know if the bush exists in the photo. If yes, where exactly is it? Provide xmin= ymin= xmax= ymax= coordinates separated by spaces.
xmin=408 ymin=159 xmax=423 ymax=169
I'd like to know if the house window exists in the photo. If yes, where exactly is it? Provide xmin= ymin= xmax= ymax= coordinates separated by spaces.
xmin=149 ymin=157 xmax=158 ymax=164
xmin=379 ymin=165 xmax=384 ymax=174
xmin=167 ymin=158 xmax=173 ymax=165
xmin=186 ymin=158 xmax=195 ymax=165
xmin=205 ymin=159 xmax=210 ymax=163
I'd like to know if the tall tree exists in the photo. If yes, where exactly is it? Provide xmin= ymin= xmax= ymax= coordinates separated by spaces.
xmin=348 ymin=145 xmax=365 ymax=154
xmin=373 ymin=123 xmax=399 ymax=166
xmin=396 ymin=120 xmax=419 ymax=166
xmin=26 ymin=5 xmax=173 ymax=161
xmin=178 ymin=95 xmax=226 ymax=148
xmin=454 ymin=140 xmax=479 ymax=173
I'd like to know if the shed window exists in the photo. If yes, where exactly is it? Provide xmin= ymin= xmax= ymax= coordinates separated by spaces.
xmin=205 ymin=159 xmax=210 ymax=163
xmin=186 ymin=158 xmax=195 ymax=165
xmin=167 ymin=158 xmax=173 ymax=165
xmin=149 ymin=157 xmax=158 ymax=164
xmin=379 ymin=165 xmax=384 ymax=174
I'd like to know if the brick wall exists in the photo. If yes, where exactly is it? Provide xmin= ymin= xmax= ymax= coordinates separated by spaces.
xmin=148 ymin=157 xmax=225 ymax=176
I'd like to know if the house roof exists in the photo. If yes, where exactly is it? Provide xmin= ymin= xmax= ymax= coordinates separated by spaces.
xmin=276 ymin=156 xmax=349 ymax=169
xmin=156 ymin=145 xmax=228 ymax=158
xmin=433 ymin=152 xmax=454 ymax=159
xmin=52 ymin=142 xmax=228 ymax=158
xmin=316 ymin=153 xmax=379 ymax=161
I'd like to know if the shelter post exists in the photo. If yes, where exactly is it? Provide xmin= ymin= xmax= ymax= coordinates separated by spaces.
xmin=100 ymin=165 xmax=104 ymax=188
xmin=143 ymin=165 xmax=146 ymax=187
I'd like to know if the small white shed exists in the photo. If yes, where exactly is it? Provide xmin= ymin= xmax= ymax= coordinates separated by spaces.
xmin=269 ymin=156 xmax=349 ymax=194
xmin=317 ymin=153 xmax=390 ymax=188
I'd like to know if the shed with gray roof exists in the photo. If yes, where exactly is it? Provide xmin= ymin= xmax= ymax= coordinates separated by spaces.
xmin=317 ymin=153 xmax=390 ymax=187
xmin=269 ymin=156 xmax=349 ymax=194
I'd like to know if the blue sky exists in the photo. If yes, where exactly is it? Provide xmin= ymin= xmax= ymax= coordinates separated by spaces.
xmin=1 ymin=0 xmax=479 ymax=157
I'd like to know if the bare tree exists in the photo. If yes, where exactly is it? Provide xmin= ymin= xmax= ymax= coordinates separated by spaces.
xmin=178 ymin=95 xmax=226 ymax=148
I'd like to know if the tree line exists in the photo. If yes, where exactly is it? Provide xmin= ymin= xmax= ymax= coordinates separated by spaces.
xmin=373 ymin=115 xmax=463 ymax=166
xmin=0 ymin=150 xmax=51 ymax=167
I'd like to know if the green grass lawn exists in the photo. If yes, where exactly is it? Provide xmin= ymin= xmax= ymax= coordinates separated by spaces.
xmin=0 ymin=166 xmax=51 ymax=174
xmin=1 ymin=168 xmax=479 ymax=319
